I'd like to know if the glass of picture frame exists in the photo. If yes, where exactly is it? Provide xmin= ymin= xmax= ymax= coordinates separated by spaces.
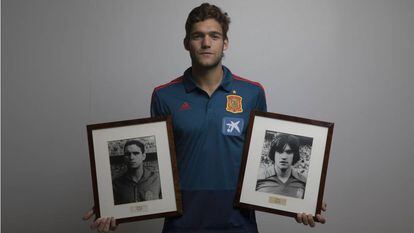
xmin=87 ymin=116 xmax=182 ymax=223
xmin=235 ymin=111 xmax=334 ymax=219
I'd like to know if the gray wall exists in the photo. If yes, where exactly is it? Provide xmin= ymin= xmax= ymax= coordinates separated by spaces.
xmin=2 ymin=0 xmax=413 ymax=232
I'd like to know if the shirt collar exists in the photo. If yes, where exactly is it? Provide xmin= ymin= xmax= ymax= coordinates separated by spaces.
xmin=183 ymin=66 xmax=233 ymax=93
xmin=124 ymin=167 xmax=149 ymax=184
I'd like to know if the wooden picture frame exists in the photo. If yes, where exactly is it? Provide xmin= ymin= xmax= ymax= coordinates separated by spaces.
xmin=235 ymin=111 xmax=334 ymax=219
xmin=87 ymin=116 xmax=182 ymax=223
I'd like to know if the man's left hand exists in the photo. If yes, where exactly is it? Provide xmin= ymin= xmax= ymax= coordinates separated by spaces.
xmin=295 ymin=201 xmax=327 ymax=227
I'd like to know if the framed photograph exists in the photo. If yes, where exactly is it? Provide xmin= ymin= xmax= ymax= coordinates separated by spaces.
xmin=87 ymin=116 xmax=182 ymax=223
xmin=235 ymin=111 xmax=334 ymax=218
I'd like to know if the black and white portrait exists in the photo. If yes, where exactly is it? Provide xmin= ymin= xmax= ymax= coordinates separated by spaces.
xmin=255 ymin=131 xmax=313 ymax=199
xmin=108 ymin=136 xmax=162 ymax=205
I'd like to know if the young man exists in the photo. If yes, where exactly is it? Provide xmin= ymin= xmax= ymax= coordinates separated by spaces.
xmin=112 ymin=140 xmax=162 ymax=205
xmin=84 ymin=3 xmax=326 ymax=232
xmin=256 ymin=134 xmax=306 ymax=199
xmin=150 ymin=4 xmax=266 ymax=233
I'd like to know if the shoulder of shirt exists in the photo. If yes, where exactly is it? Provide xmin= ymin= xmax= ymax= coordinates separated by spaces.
xmin=151 ymin=76 xmax=184 ymax=104
xmin=152 ymin=76 xmax=184 ymax=94
xmin=289 ymin=174 xmax=306 ymax=185
xmin=232 ymin=74 xmax=265 ymax=93
xmin=142 ymin=167 xmax=160 ymax=182
xmin=257 ymin=175 xmax=278 ymax=183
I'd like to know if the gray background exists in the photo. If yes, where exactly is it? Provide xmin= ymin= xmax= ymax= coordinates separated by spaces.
xmin=2 ymin=0 xmax=413 ymax=233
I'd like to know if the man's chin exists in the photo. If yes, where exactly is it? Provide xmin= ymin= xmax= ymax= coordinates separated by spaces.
xmin=279 ymin=167 xmax=289 ymax=172
xmin=192 ymin=58 xmax=222 ymax=69
xmin=127 ymin=164 xmax=139 ymax=169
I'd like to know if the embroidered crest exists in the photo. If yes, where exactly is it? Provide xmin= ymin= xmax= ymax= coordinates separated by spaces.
xmin=226 ymin=94 xmax=243 ymax=113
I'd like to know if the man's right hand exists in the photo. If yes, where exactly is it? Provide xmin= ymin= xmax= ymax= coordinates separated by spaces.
xmin=82 ymin=208 xmax=118 ymax=233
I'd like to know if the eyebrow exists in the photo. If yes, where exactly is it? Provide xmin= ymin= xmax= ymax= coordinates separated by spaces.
xmin=191 ymin=31 xmax=223 ymax=36
xmin=125 ymin=151 xmax=140 ymax=154
xmin=284 ymin=148 xmax=294 ymax=153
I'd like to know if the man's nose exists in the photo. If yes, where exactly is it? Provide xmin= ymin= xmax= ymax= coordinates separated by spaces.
xmin=202 ymin=36 xmax=212 ymax=48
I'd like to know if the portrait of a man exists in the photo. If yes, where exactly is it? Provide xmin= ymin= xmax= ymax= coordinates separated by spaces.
xmin=109 ymin=138 xmax=162 ymax=205
xmin=256 ymin=133 xmax=312 ymax=199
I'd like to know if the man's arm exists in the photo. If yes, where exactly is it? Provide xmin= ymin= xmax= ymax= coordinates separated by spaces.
xmin=150 ymin=90 xmax=170 ymax=117
xmin=255 ymin=87 xmax=267 ymax=112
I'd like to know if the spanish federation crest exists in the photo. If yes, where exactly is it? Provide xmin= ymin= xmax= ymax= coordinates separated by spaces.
xmin=226 ymin=94 xmax=243 ymax=113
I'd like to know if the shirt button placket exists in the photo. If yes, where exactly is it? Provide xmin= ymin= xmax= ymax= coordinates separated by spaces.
xmin=206 ymin=95 xmax=215 ymax=122
xmin=134 ymin=184 xmax=138 ymax=202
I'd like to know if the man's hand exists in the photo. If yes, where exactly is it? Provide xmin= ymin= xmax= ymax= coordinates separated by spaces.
xmin=295 ymin=202 xmax=327 ymax=227
xmin=82 ymin=207 xmax=118 ymax=233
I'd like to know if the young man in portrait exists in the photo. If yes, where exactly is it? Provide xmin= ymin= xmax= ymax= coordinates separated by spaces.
xmin=84 ymin=3 xmax=326 ymax=232
xmin=256 ymin=134 xmax=306 ymax=199
xmin=112 ymin=140 xmax=162 ymax=205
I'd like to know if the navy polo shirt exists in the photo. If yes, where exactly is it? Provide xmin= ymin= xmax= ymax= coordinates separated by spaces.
xmin=151 ymin=66 xmax=267 ymax=233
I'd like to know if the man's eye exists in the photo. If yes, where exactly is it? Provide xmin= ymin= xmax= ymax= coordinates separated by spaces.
xmin=125 ymin=152 xmax=139 ymax=156
xmin=285 ymin=150 xmax=293 ymax=154
xmin=192 ymin=35 xmax=202 ymax=39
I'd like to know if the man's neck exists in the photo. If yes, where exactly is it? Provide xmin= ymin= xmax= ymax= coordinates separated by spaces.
xmin=127 ymin=165 xmax=144 ymax=183
xmin=191 ymin=64 xmax=223 ymax=97
xmin=275 ymin=167 xmax=292 ymax=184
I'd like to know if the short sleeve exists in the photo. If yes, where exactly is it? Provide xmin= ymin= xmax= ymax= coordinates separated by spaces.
xmin=255 ymin=87 xmax=267 ymax=112
xmin=150 ymin=90 xmax=170 ymax=117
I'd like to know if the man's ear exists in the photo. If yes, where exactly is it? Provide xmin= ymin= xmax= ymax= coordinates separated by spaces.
xmin=183 ymin=38 xmax=190 ymax=51
xmin=223 ymin=38 xmax=229 ymax=51
xmin=142 ymin=153 xmax=147 ymax=161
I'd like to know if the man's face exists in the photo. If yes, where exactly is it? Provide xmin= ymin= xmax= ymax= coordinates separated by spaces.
xmin=124 ymin=144 xmax=146 ymax=169
xmin=185 ymin=18 xmax=228 ymax=69
xmin=274 ymin=144 xmax=294 ymax=171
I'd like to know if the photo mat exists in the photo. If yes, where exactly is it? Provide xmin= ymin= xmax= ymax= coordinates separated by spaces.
xmin=87 ymin=117 xmax=182 ymax=223
xmin=235 ymin=111 xmax=333 ymax=218
xmin=255 ymin=131 xmax=313 ymax=199
xmin=108 ymin=136 xmax=163 ymax=205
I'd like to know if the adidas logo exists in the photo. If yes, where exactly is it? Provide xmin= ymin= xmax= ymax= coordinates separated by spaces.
xmin=179 ymin=102 xmax=191 ymax=111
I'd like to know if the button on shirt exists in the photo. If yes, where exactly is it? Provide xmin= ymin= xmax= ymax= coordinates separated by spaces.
xmin=151 ymin=66 xmax=267 ymax=233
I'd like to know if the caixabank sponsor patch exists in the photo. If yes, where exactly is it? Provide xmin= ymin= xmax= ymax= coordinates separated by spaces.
xmin=222 ymin=117 xmax=244 ymax=136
